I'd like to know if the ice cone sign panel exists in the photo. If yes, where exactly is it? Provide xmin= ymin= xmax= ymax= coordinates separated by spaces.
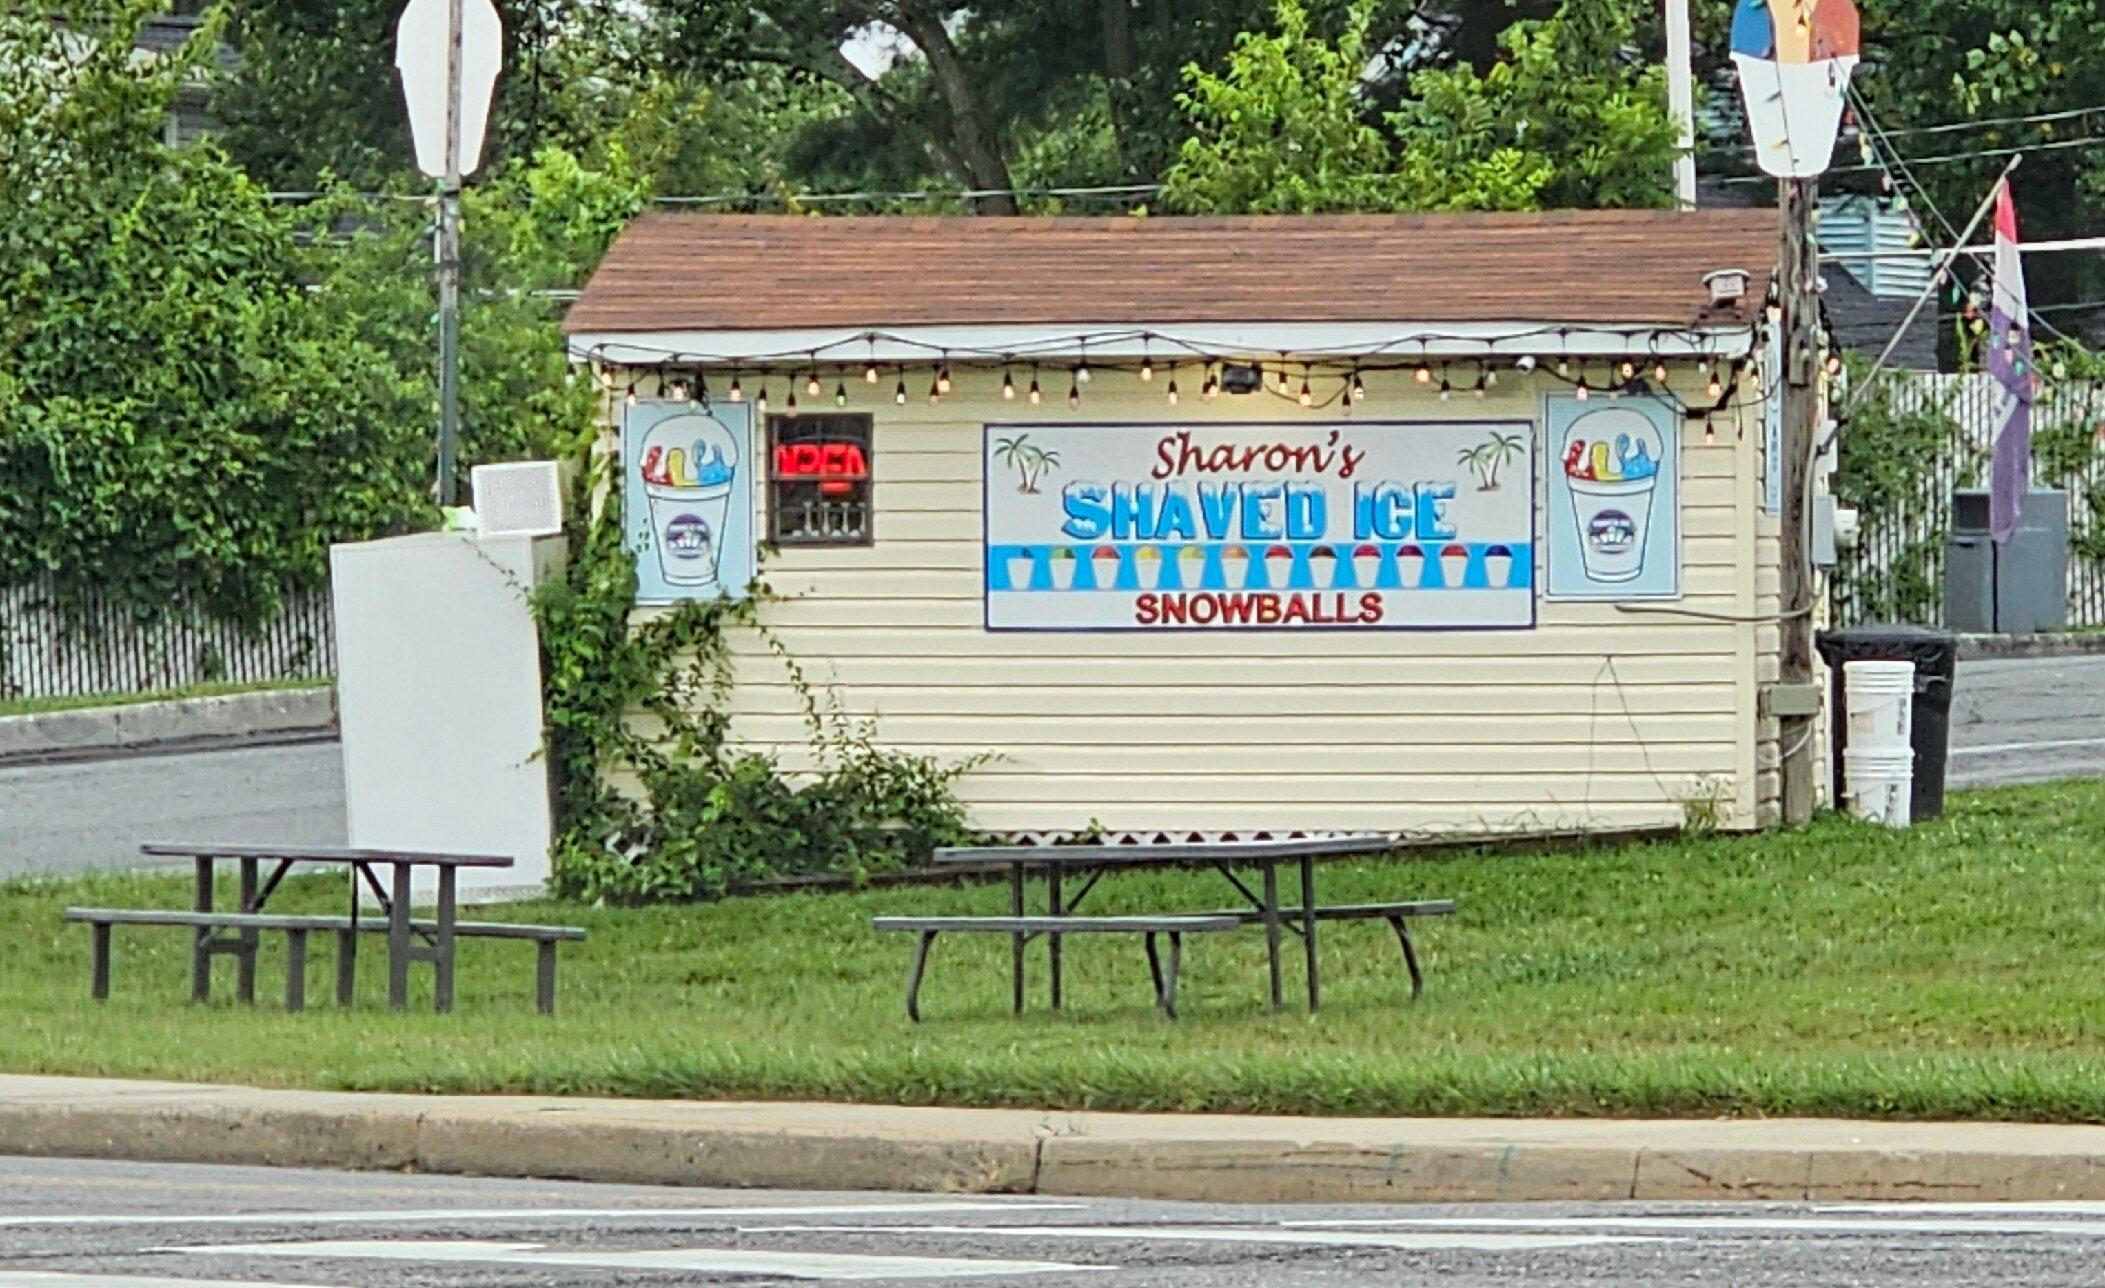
xmin=984 ymin=422 xmax=1537 ymax=632
xmin=1732 ymin=0 xmax=1860 ymax=179
xmin=623 ymin=400 xmax=757 ymax=604
xmin=1545 ymin=396 xmax=1681 ymax=600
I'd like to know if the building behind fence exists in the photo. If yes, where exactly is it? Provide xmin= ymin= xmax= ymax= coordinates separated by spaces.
xmin=0 ymin=578 xmax=336 ymax=702
xmin=1834 ymin=373 xmax=2105 ymax=629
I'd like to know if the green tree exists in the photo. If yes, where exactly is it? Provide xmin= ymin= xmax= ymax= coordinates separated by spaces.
xmin=1161 ymin=0 xmax=1394 ymax=213
xmin=1162 ymin=0 xmax=1676 ymax=215
xmin=0 ymin=0 xmax=430 ymax=620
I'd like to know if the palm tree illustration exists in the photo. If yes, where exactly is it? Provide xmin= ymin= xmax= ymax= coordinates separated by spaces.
xmin=994 ymin=434 xmax=1062 ymax=493
xmin=1459 ymin=433 xmax=1527 ymax=491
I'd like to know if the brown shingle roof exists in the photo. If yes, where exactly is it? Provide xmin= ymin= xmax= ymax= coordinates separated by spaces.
xmin=564 ymin=211 xmax=1778 ymax=336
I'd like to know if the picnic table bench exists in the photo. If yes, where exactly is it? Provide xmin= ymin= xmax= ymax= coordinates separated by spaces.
xmin=62 ymin=843 xmax=585 ymax=1014
xmin=872 ymin=836 xmax=1456 ymax=1021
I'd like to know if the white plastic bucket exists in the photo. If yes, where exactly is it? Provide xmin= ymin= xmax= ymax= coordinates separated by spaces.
xmin=1844 ymin=746 xmax=1915 ymax=827
xmin=1844 ymin=660 xmax=1915 ymax=751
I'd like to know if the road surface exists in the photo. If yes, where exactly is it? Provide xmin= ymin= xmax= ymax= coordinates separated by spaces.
xmin=0 ymin=655 xmax=2098 ymax=881
xmin=3 ymin=1156 xmax=2102 ymax=1286
xmin=1947 ymin=654 xmax=2105 ymax=788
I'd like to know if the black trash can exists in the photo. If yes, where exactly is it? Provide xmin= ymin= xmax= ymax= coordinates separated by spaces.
xmin=1814 ymin=625 xmax=1959 ymax=822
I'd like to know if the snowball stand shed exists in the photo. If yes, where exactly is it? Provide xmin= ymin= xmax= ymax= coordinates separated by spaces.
xmin=562 ymin=211 xmax=1805 ymax=849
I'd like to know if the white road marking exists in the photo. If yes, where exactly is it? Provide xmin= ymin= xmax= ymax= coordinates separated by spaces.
xmin=1814 ymin=1202 xmax=2105 ymax=1215
xmin=167 ymin=1239 xmax=1099 ymax=1280
xmin=751 ymin=1223 xmax=1659 ymax=1252
xmin=2 ymin=1276 xmax=333 ymax=1287
xmin=0 ymin=1200 xmax=1077 ymax=1231
xmin=1285 ymin=1215 xmax=2105 ymax=1237
xmin=1952 ymin=735 xmax=2105 ymax=756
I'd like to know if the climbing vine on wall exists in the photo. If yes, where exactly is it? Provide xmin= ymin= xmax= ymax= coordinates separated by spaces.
xmin=533 ymin=454 xmax=981 ymax=903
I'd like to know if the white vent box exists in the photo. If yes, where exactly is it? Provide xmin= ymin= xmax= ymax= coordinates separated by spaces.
xmin=471 ymin=461 xmax=565 ymax=537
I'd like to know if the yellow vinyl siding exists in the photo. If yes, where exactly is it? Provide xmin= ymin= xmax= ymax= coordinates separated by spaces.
xmin=620 ymin=364 xmax=1777 ymax=835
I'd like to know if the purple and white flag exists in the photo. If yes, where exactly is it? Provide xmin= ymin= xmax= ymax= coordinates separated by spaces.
xmin=1988 ymin=180 xmax=2034 ymax=544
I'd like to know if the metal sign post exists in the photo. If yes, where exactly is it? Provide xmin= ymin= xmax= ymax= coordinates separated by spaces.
xmin=395 ymin=0 xmax=502 ymax=507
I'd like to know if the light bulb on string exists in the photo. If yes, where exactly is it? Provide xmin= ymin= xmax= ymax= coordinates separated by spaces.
xmin=928 ymin=372 xmax=943 ymax=403
xmin=755 ymin=383 xmax=769 ymax=413
xmin=1166 ymin=375 xmax=1180 ymax=407
xmin=1349 ymin=370 xmax=1366 ymax=403
xmin=1704 ymin=417 xmax=1718 ymax=445
xmin=785 ymin=384 xmax=799 ymax=412
xmin=1202 ymin=366 xmax=1220 ymax=400
xmin=1697 ymin=356 xmax=1711 ymax=376
xmin=624 ymin=381 xmax=638 ymax=407
xmin=805 ymin=372 xmax=822 ymax=397
xmin=1075 ymin=351 xmax=1091 ymax=385
xmin=1298 ymin=373 xmax=1314 ymax=408
xmin=893 ymin=374 xmax=908 ymax=406
xmin=1275 ymin=365 xmax=1292 ymax=396
xmin=1139 ymin=349 xmax=1154 ymax=383
xmin=728 ymin=373 xmax=744 ymax=404
xmin=1708 ymin=370 xmax=1726 ymax=400
xmin=1414 ymin=360 xmax=1433 ymax=386
xmin=667 ymin=374 xmax=689 ymax=403
xmin=1555 ymin=355 xmax=1570 ymax=378
xmin=1618 ymin=357 xmax=1637 ymax=382
xmin=1067 ymin=373 xmax=1082 ymax=409
xmin=1472 ymin=368 xmax=1488 ymax=399
xmin=1029 ymin=369 xmax=1044 ymax=406
xmin=1002 ymin=369 xmax=1016 ymax=401
xmin=1484 ymin=365 xmax=1499 ymax=388
xmin=864 ymin=360 xmax=880 ymax=384
xmin=1574 ymin=374 xmax=1591 ymax=403
xmin=1825 ymin=352 xmax=1844 ymax=377
xmin=936 ymin=364 xmax=953 ymax=396
xmin=834 ymin=381 xmax=848 ymax=407
xmin=1652 ymin=359 xmax=1669 ymax=384
xmin=1437 ymin=365 xmax=1452 ymax=402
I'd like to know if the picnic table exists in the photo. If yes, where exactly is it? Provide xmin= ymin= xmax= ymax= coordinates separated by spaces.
xmin=137 ymin=843 xmax=513 ymax=1013
xmin=875 ymin=836 xmax=1455 ymax=1020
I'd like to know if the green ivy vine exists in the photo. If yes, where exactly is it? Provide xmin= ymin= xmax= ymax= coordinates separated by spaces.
xmin=533 ymin=455 xmax=981 ymax=903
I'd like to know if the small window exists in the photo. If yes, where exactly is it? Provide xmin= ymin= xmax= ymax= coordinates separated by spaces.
xmin=767 ymin=414 xmax=874 ymax=546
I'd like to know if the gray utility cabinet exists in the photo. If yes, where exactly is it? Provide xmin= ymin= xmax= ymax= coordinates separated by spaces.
xmin=1946 ymin=488 xmax=2068 ymax=635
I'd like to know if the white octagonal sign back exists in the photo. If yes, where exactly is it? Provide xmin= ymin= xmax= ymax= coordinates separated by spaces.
xmin=395 ymin=0 xmax=503 ymax=178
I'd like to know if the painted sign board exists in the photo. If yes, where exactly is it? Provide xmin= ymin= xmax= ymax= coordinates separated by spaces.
xmin=1543 ymin=395 xmax=1683 ymax=600
xmin=983 ymin=422 xmax=1536 ymax=632
xmin=623 ymin=400 xmax=758 ymax=604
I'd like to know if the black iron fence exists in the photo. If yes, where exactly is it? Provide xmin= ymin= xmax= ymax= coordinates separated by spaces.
xmin=0 ymin=578 xmax=336 ymax=703
xmin=1833 ymin=373 xmax=2105 ymax=628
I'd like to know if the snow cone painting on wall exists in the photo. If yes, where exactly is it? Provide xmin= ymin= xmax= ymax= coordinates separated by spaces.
xmin=622 ymin=399 xmax=758 ymax=604
xmin=1544 ymin=395 xmax=1681 ymax=601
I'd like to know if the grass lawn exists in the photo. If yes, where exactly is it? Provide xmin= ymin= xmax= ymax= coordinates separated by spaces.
xmin=3 ymin=780 xmax=2103 ymax=1122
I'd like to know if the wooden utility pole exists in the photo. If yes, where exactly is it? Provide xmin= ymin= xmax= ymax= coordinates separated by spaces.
xmin=1777 ymin=177 xmax=1820 ymax=824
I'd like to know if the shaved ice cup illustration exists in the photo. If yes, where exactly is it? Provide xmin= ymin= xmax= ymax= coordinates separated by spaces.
xmin=1732 ymin=0 xmax=1860 ymax=179
xmin=639 ymin=412 xmax=741 ymax=590
xmin=1563 ymin=407 xmax=1665 ymax=584
xmin=1006 ymin=548 xmax=1038 ymax=591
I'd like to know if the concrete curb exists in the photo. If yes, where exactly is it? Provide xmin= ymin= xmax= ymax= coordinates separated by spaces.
xmin=1958 ymin=633 xmax=2105 ymax=661
xmin=2 ymin=1075 xmax=2103 ymax=1205
xmin=0 ymin=687 xmax=336 ymax=764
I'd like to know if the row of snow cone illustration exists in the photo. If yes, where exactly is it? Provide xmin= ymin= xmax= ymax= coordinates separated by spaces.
xmin=996 ymin=543 xmax=1532 ymax=593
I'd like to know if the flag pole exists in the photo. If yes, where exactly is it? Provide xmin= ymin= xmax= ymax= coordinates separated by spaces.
xmin=1665 ymin=0 xmax=1697 ymax=207
xmin=1838 ymin=155 xmax=2022 ymax=418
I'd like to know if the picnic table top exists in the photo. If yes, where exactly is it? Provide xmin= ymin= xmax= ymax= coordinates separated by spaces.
xmin=932 ymin=834 xmax=1395 ymax=867
xmin=139 ymin=843 xmax=514 ymax=869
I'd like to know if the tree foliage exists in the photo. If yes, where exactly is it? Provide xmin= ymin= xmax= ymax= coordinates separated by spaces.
xmin=0 ymin=0 xmax=427 ymax=620
xmin=1163 ymin=0 xmax=1675 ymax=215
xmin=1 ymin=0 xmax=630 ymax=620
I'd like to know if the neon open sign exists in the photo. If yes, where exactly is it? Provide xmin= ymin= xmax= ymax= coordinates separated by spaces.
xmin=773 ymin=441 xmax=869 ymax=495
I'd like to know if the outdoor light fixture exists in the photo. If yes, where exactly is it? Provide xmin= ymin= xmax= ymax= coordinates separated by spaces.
xmin=1002 ymin=370 xmax=1016 ymax=400
xmin=1705 ymin=269 xmax=1751 ymax=306
xmin=728 ymin=374 xmax=744 ymax=403
xmin=1219 ymin=364 xmax=1264 ymax=395
xmin=1515 ymin=355 xmax=1538 ymax=374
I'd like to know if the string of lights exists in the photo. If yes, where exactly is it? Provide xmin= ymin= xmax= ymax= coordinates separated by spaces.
xmin=582 ymin=325 xmax=1773 ymax=443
